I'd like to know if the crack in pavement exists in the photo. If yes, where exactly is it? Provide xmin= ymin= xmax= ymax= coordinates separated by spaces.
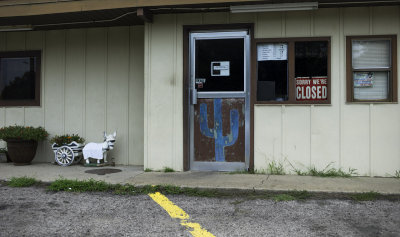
xmin=124 ymin=171 xmax=146 ymax=185
xmin=253 ymin=174 xmax=270 ymax=190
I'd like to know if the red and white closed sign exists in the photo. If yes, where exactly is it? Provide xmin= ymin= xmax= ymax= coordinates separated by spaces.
xmin=296 ymin=76 xmax=328 ymax=101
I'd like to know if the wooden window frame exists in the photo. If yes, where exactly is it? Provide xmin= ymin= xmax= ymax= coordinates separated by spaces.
xmin=346 ymin=35 xmax=397 ymax=103
xmin=0 ymin=50 xmax=41 ymax=107
xmin=252 ymin=37 xmax=331 ymax=105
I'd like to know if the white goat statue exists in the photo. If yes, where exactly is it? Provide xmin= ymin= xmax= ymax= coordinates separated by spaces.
xmin=82 ymin=131 xmax=116 ymax=164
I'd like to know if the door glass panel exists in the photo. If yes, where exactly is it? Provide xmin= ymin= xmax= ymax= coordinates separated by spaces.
xmin=195 ymin=38 xmax=244 ymax=92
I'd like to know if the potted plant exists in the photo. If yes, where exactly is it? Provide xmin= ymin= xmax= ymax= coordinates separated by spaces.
xmin=50 ymin=134 xmax=85 ymax=166
xmin=0 ymin=125 xmax=48 ymax=165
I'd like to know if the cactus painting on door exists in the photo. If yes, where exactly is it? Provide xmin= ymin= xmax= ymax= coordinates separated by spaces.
xmin=194 ymin=98 xmax=245 ymax=162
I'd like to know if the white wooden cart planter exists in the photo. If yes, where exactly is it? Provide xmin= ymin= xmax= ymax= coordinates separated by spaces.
xmin=52 ymin=141 xmax=84 ymax=166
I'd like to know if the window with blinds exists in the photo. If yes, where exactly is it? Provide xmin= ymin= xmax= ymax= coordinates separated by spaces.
xmin=347 ymin=36 xmax=397 ymax=102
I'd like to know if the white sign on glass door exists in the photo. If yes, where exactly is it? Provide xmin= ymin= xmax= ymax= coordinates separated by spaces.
xmin=211 ymin=61 xmax=230 ymax=76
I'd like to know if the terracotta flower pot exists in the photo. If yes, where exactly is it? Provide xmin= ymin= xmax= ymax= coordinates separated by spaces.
xmin=6 ymin=139 xmax=38 ymax=166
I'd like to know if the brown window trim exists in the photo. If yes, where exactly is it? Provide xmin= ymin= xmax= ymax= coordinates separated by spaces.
xmin=252 ymin=37 xmax=331 ymax=105
xmin=346 ymin=35 xmax=397 ymax=103
xmin=0 ymin=50 xmax=41 ymax=107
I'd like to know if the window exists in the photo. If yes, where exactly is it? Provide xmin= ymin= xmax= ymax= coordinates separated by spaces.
xmin=254 ymin=37 xmax=330 ymax=104
xmin=0 ymin=51 xmax=41 ymax=106
xmin=346 ymin=35 xmax=397 ymax=102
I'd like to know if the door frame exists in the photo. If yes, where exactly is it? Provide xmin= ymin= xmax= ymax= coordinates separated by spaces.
xmin=183 ymin=24 xmax=254 ymax=171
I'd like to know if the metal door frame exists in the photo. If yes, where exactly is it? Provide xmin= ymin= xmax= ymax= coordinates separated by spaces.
xmin=189 ymin=30 xmax=250 ymax=171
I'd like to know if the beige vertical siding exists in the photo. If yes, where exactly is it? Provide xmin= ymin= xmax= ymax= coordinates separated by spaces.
xmin=144 ymin=6 xmax=400 ymax=176
xmin=0 ymin=26 xmax=145 ymax=165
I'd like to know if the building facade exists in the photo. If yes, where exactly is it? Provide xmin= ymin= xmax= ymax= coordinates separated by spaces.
xmin=0 ymin=0 xmax=399 ymax=176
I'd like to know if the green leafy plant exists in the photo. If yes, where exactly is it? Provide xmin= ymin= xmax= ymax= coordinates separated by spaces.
xmin=0 ymin=125 xmax=48 ymax=141
xmin=8 ymin=176 xmax=38 ymax=187
xmin=267 ymin=160 xmax=286 ymax=175
xmin=49 ymin=134 xmax=85 ymax=145
xmin=144 ymin=168 xmax=153 ymax=172
xmin=48 ymin=178 xmax=110 ymax=192
xmin=395 ymin=170 xmax=400 ymax=179
xmin=163 ymin=167 xmax=175 ymax=173
xmin=288 ymin=161 xmax=357 ymax=177
xmin=351 ymin=192 xmax=380 ymax=201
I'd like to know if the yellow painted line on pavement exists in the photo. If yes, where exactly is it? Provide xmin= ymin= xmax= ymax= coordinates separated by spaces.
xmin=148 ymin=192 xmax=215 ymax=237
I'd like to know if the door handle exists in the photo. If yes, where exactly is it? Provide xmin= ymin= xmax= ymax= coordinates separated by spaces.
xmin=191 ymin=88 xmax=197 ymax=105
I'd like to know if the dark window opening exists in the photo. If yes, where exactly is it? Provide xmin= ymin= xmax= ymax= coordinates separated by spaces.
xmin=195 ymin=38 xmax=244 ymax=92
xmin=295 ymin=41 xmax=328 ymax=78
xmin=0 ymin=51 xmax=41 ymax=106
xmin=255 ymin=37 xmax=330 ymax=104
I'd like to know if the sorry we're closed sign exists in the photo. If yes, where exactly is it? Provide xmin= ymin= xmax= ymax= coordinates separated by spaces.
xmin=296 ymin=77 xmax=328 ymax=101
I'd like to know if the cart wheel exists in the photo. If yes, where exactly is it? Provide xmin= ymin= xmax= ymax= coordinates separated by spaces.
xmin=55 ymin=146 xmax=74 ymax=166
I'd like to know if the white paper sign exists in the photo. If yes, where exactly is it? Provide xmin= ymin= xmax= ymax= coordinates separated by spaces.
xmin=257 ymin=43 xmax=288 ymax=61
xmin=211 ymin=61 xmax=230 ymax=76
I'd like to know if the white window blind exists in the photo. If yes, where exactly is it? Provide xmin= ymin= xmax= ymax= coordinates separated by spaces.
xmin=352 ymin=40 xmax=390 ymax=69
xmin=354 ymin=72 xmax=388 ymax=100
xmin=352 ymin=39 xmax=391 ymax=100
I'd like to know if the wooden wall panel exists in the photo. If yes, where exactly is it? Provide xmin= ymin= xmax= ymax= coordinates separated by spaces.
xmin=284 ymin=106 xmax=311 ymax=171
xmin=146 ymin=14 xmax=176 ymax=169
xmin=85 ymin=28 xmax=107 ymax=143
xmin=343 ymin=7 xmax=370 ymax=35
xmin=285 ymin=11 xmax=311 ymax=37
xmin=64 ymin=29 xmax=85 ymax=136
xmin=106 ymin=26 xmax=130 ymax=165
xmin=256 ymin=12 xmax=282 ymax=38
xmin=129 ymin=26 xmax=144 ymax=165
xmin=253 ymin=106 xmax=282 ymax=170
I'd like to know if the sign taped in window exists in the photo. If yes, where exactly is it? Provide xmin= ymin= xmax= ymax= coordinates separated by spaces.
xmin=354 ymin=72 xmax=374 ymax=88
xmin=257 ymin=43 xmax=288 ymax=61
xmin=296 ymin=76 xmax=328 ymax=101
xmin=211 ymin=61 xmax=230 ymax=76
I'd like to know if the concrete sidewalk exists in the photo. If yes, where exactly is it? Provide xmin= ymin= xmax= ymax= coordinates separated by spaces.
xmin=0 ymin=163 xmax=399 ymax=194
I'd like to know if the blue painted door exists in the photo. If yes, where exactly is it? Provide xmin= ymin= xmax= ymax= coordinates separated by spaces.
xmin=190 ymin=31 xmax=249 ymax=171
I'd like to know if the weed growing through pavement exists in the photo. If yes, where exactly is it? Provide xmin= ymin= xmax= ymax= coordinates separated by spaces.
xmin=6 ymin=177 xmax=399 ymax=201
xmin=351 ymin=192 xmax=380 ymax=201
xmin=48 ymin=178 xmax=111 ymax=192
xmin=288 ymin=161 xmax=358 ymax=178
xmin=395 ymin=170 xmax=400 ymax=179
xmin=163 ymin=167 xmax=175 ymax=173
xmin=144 ymin=168 xmax=153 ymax=172
xmin=266 ymin=160 xmax=286 ymax=175
xmin=8 ymin=176 xmax=38 ymax=187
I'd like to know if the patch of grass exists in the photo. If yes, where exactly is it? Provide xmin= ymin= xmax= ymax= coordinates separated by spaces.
xmin=287 ymin=190 xmax=311 ymax=200
xmin=48 ymin=178 xmax=111 ymax=192
xmin=273 ymin=194 xmax=296 ymax=202
xmin=144 ymin=168 xmax=153 ymax=172
xmin=8 ymin=176 xmax=38 ymax=187
xmin=289 ymin=162 xmax=357 ymax=177
xmin=47 ymin=179 xmax=220 ymax=198
xmin=351 ymin=192 xmax=380 ymax=201
xmin=395 ymin=170 xmax=400 ymax=179
xmin=266 ymin=161 xmax=286 ymax=175
xmin=163 ymin=167 xmax=175 ymax=173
